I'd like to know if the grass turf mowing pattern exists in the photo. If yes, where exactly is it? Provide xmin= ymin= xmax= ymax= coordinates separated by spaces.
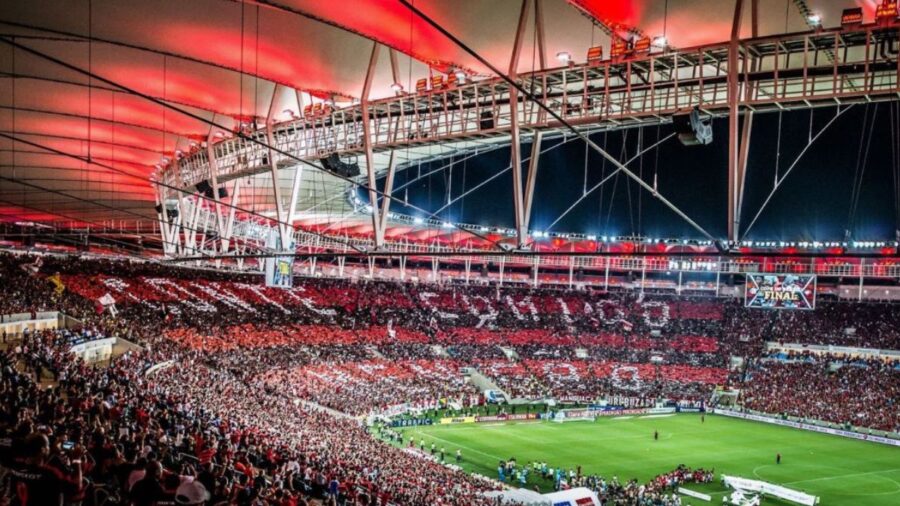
xmin=398 ymin=414 xmax=900 ymax=505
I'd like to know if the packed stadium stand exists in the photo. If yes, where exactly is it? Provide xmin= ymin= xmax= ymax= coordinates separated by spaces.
xmin=1 ymin=252 xmax=898 ymax=505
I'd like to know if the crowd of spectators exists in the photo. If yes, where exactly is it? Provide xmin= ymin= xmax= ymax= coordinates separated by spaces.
xmin=739 ymin=358 xmax=900 ymax=432
xmin=2 ymin=251 xmax=900 ymax=505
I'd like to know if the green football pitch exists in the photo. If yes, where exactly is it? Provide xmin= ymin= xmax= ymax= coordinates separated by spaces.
xmin=396 ymin=413 xmax=900 ymax=505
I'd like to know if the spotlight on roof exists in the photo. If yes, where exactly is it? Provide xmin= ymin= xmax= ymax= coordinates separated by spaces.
xmin=282 ymin=108 xmax=296 ymax=119
xmin=454 ymin=69 xmax=467 ymax=84
xmin=652 ymin=36 xmax=667 ymax=48
xmin=213 ymin=131 xmax=226 ymax=140
xmin=390 ymin=82 xmax=404 ymax=93
xmin=556 ymin=51 xmax=572 ymax=63
xmin=808 ymin=14 xmax=822 ymax=25
xmin=413 ymin=216 xmax=424 ymax=225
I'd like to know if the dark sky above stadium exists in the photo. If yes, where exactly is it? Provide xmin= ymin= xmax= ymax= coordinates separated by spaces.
xmin=379 ymin=104 xmax=900 ymax=242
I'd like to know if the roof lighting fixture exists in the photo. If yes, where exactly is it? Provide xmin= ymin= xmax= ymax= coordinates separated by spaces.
xmin=441 ymin=222 xmax=453 ymax=229
xmin=808 ymin=14 xmax=821 ymax=26
xmin=556 ymin=51 xmax=572 ymax=64
xmin=213 ymin=131 xmax=226 ymax=140
xmin=454 ymin=70 xmax=467 ymax=84
xmin=652 ymin=35 xmax=667 ymax=48
xmin=413 ymin=217 xmax=424 ymax=225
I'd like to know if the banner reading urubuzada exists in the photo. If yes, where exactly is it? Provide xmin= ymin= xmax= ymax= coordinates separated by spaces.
xmin=744 ymin=273 xmax=816 ymax=310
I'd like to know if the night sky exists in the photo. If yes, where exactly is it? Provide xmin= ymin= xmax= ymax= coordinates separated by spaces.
xmin=367 ymin=103 xmax=900 ymax=242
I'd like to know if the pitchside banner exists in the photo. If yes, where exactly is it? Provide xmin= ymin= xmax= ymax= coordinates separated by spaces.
xmin=744 ymin=274 xmax=816 ymax=310
xmin=265 ymin=233 xmax=295 ymax=289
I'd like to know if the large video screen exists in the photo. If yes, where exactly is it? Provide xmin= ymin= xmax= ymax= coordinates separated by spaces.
xmin=744 ymin=273 xmax=816 ymax=310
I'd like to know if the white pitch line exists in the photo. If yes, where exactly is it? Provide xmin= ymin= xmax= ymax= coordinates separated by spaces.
xmin=411 ymin=430 xmax=507 ymax=463
xmin=782 ymin=468 xmax=900 ymax=487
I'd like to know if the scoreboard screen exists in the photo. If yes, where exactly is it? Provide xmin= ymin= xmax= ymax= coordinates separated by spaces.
xmin=744 ymin=274 xmax=816 ymax=310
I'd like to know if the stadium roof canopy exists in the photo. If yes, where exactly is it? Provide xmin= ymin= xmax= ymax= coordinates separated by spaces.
xmin=0 ymin=1 xmax=882 ymax=243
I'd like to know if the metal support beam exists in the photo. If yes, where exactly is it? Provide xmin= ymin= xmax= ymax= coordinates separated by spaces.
xmin=378 ymin=151 xmax=398 ymax=242
xmin=509 ymin=0 xmax=531 ymax=77
xmin=736 ymin=111 xmax=753 ymax=231
xmin=534 ymin=0 xmax=547 ymax=70
xmin=751 ymin=0 xmax=759 ymax=38
xmin=205 ymin=134 xmax=227 ymax=253
xmin=727 ymin=0 xmax=745 ymax=243
xmin=510 ymin=0 xmax=532 ymax=249
xmin=221 ymin=180 xmax=241 ymax=252
xmin=287 ymin=164 xmax=303 ymax=226
xmin=154 ymin=184 xmax=172 ymax=255
xmin=389 ymin=49 xmax=402 ymax=88
xmin=362 ymin=42 xmax=383 ymax=248
xmin=265 ymin=84 xmax=290 ymax=247
xmin=399 ymin=0 xmax=718 ymax=242
xmin=522 ymin=130 xmax=543 ymax=239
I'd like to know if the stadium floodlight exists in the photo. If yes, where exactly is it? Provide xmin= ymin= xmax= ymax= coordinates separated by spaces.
xmin=454 ymin=70 xmax=467 ymax=84
xmin=413 ymin=217 xmax=424 ymax=225
xmin=556 ymin=51 xmax=572 ymax=63
xmin=441 ymin=222 xmax=453 ymax=228
xmin=652 ymin=36 xmax=667 ymax=48
xmin=390 ymin=82 xmax=404 ymax=93
xmin=808 ymin=14 xmax=821 ymax=25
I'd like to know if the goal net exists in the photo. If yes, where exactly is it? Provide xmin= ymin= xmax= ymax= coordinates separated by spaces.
xmin=551 ymin=408 xmax=596 ymax=423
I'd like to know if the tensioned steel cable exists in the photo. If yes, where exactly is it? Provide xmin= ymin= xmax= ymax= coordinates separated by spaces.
xmin=397 ymin=0 xmax=716 ymax=242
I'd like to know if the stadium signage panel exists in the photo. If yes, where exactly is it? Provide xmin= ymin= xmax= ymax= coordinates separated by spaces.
xmin=677 ymin=488 xmax=712 ymax=501
xmin=390 ymin=418 xmax=433 ymax=427
xmin=722 ymin=475 xmax=818 ymax=506
xmin=439 ymin=416 xmax=476 ymax=425
xmin=840 ymin=7 xmax=863 ymax=27
xmin=744 ymin=274 xmax=816 ymax=310
xmin=475 ymin=413 xmax=538 ymax=423
xmin=714 ymin=409 xmax=900 ymax=447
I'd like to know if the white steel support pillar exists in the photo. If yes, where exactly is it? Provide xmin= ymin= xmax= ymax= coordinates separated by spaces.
xmin=727 ymin=0 xmax=745 ymax=243
xmin=604 ymin=259 xmax=610 ymax=291
xmin=523 ymin=131 xmax=543 ymax=241
xmin=378 ymin=151 xmax=398 ymax=245
xmin=568 ymin=255 xmax=574 ymax=289
xmin=221 ymin=181 xmax=241 ymax=252
xmin=154 ymin=184 xmax=173 ymax=256
xmin=204 ymin=136 xmax=227 ymax=254
xmin=287 ymin=164 xmax=303 ymax=226
xmin=509 ymin=0 xmax=532 ymax=249
xmin=265 ymin=84 xmax=290 ymax=247
xmin=361 ymin=42 xmax=383 ymax=248
xmin=534 ymin=0 xmax=547 ymax=70
xmin=858 ymin=259 xmax=865 ymax=301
